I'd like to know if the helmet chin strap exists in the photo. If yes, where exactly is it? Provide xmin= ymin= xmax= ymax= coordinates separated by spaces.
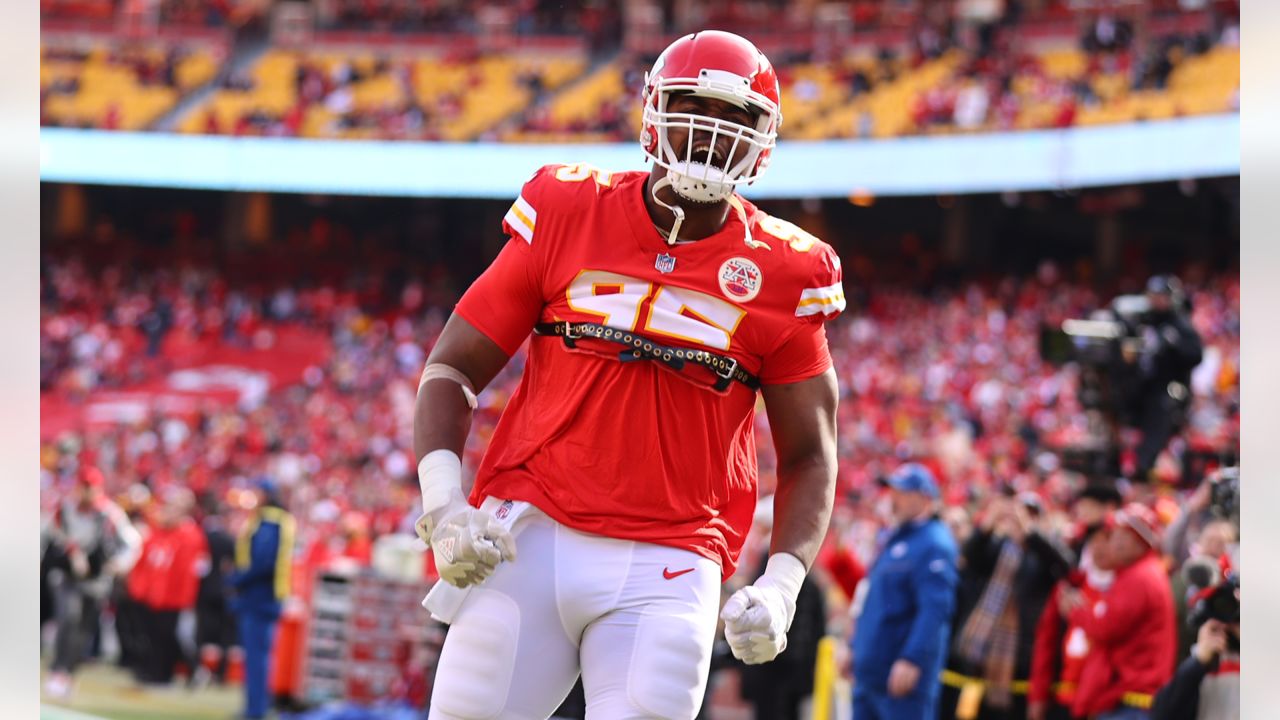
xmin=650 ymin=175 xmax=687 ymax=246
xmin=652 ymin=172 xmax=762 ymax=248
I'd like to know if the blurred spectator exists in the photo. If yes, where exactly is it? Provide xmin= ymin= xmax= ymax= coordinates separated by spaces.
xmin=953 ymin=80 xmax=990 ymax=131
xmin=817 ymin=505 xmax=867 ymax=603
xmin=41 ymin=465 xmax=141 ymax=699
xmin=942 ymin=491 xmax=1072 ymax=719
xmin=1163 ymin=472 xmax=1235 ymax=567
xmin=1028 ymin=482 xmax=1123 ymax=720
xmin=231 ymin=479 xmax=296 ymax=720
xmin=1125 ymin=276 xmax=1204 ymax=480
xmin=1170 ymin=524 xmax=1232 ymax=659
xmin=1167 ymin=490 xmax=1236 ymax=661
xmin=194 ymin=491 xmax=238 ymax=686
xmin=158 ymin=0 xmax=249 ymax=28
xmin=112 ymin=484 xmax=153 ymax=680
xmin=127 ymin=486 xmax=207 ymax=685
xmin=1067 ymin=483 xmax=1124 ymax=559
xmin=1149 ymin=578 xmax=1239 ymax=720
xmin=1067 ymin=504 xmax=1176 ymax=720
xmin=1083 ymin=14 xmax=1133 ymax=54
xmin=942 ymin=505 xmax=974 ymax=548
xmin=850 ymin=464 xmax=958 ymax=720
xmin=338 ymin=511 xmax=374 ymax=566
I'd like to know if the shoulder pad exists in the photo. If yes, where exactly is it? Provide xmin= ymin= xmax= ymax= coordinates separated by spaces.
xmin=502 ymin=163 xmax=621 ymax=245
xmin=748 ymin=211 xmax=846 ymax=321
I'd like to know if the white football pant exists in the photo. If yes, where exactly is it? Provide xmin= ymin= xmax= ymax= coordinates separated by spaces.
xmin=427 ymin=506 xmax=721 ymax=720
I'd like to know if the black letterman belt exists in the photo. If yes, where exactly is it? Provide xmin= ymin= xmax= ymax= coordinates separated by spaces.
xmin=533 ymin=321 xmax=760 ymax=392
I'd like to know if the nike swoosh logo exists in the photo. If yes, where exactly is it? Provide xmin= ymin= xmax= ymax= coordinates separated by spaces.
xmin=663 ymin=567 xmax=695 ymax=580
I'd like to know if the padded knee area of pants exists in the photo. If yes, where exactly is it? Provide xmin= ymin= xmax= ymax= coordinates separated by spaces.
xmin=431 ymin=589 xmax=520 ymax=719
xmin=626 ymin=611 xmax=712 ymax=720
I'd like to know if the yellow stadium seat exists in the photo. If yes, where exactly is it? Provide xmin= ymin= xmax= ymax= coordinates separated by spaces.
xmin=1040 ymin=48 xmax=1087 ymax=79
xmin=545 ymin=61 xmax=624 ymax=127
xmin=43 ymin=39 xmax=230 ymax=130
xmin=51 ymin=30 xmax=1237 ymax=139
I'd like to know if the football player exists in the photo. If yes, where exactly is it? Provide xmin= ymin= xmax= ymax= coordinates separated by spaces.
xmin=415 ymin=30 xmax=844 ymax=719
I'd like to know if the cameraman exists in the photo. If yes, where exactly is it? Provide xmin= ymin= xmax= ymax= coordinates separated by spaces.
xmin=1124 ymin=276 xmax=1203 ymax=480
xmin=1149 ymin=576 xmax=1239 ymax=720
xmin=1165 ymin=470 xmax=1238 ymax=568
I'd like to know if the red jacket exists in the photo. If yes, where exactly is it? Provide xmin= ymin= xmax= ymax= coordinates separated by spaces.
xmin=127 ymin=523 xmax=162 ymax=603
xmin=164 ymin=519 xmax=208 ymax=610
xmin=1029 ymin=576 xmax=1105 ymax=707
xmin=127 ymin=520 xmax=208 ymax=611
xmin=1069 ymin=553 xmax=1176 ymax=717
xmin=818 ymin=541 xmax=865 ymax=601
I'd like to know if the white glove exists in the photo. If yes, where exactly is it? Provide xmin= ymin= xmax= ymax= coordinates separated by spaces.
xmin=415 ymin=449 xmax=518 ymax=588
xmin=416 ymin=505 xmax=517 ymax=588
xmin=720 ymin=553 xmax=806 ymax=665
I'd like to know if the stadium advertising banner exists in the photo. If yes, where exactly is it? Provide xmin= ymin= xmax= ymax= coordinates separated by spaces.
xmin=41 ymin=326 xmax=330 ymax=440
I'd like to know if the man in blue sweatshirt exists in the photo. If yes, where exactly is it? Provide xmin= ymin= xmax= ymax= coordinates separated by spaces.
xmin=231 ymin=479 xmax=295 ymax=720
xmin=851 ymin=463 xmax=958 ymax=720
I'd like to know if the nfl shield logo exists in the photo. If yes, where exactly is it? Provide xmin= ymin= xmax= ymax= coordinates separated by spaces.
xmin=655 ymin=253 xmax=677 ymax=274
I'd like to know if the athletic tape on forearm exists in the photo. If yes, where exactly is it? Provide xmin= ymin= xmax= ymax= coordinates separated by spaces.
xmin=760 ymin=552 xmax=807 ymax=610
xmin=419 ymin=363 xmax=479 ymax=409
xmin=418 ymin=449 xmax=467 ymax=516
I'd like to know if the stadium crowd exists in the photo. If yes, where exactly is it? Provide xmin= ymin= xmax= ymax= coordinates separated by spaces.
xmin=40 ymin=0 xmax=1240 ymax=140
xmin=41 ymin=239 xmax=1239 ymax=716
xmin=43 ymin=0 xmax=285 ymax=29
xmin=42 ymin=0 xmax=620 ymax=36
xmin=510 ymin=0 xmax=1239 ymax=142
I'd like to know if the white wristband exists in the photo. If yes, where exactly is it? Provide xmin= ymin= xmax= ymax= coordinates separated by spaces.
xmin=418 ymin=449 xmax=466 ymax=516
xmin=760 ymin=552 xmax=807 ymax=606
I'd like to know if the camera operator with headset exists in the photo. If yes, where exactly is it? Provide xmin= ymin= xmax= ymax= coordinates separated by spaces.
xmin=1149 ymin=573 xmax=1240 ymax=720
xmin=1122 ymin=275 xmax=1203 ymax=481
xmin=1040 ymin=274 xmax=1203 ymax=482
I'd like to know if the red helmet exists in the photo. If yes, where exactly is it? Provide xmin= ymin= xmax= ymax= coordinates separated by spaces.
xmin=641 ymin=31 xmax=782 ymax=203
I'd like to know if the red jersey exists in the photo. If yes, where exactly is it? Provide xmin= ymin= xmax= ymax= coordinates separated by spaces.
xmin=1069 ymin=553 xmax=1176 ymax=716
xmin=128 ymin=519 xmax=208 ymax=610
xmin=1029 ymin=578 xmax=1106 ymax=707
xmin=127 ymin=522 xmax=162 ymax=603
xmin=454 ymin=164 xmax=844 ymax=578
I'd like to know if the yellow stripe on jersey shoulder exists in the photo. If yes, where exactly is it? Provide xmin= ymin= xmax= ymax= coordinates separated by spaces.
xmin=796 ymin=281 xmax=846 ymax=318
xmin=504 ymin=194 xmax=537 ymax=244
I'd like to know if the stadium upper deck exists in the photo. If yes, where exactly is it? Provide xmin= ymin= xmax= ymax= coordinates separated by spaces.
xmin=40 ymin=0 xmax=1238 ymax=141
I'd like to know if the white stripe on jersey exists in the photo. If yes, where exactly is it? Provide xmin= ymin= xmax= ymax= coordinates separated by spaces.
xmin=514 ymin=195 xmax=537 ymax=226
xmin=795 ymin=281 xmax=846 ymax=317
xmin=504 ymin=194 xmax=538 ymax=244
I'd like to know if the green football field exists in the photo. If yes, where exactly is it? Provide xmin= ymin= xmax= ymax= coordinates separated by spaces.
xmin=41 ymin=664 xmax=242 ymax=720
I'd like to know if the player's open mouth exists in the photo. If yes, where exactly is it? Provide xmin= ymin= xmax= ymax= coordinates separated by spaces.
xmin=691 ymin=142 xmax=725 ymax=166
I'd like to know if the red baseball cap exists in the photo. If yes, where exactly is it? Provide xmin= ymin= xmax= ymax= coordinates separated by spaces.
xmin=1111 ymin=503 xmax=1162 ymax=550
xmin=77 ymin=465 xmax=105 ymax=489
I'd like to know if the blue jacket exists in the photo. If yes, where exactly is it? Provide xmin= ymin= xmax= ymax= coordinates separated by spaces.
xmin=851 ymin=516 xmax=958 ymax=693
xmin=231 ymin=505 xmax=295 ymax=619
